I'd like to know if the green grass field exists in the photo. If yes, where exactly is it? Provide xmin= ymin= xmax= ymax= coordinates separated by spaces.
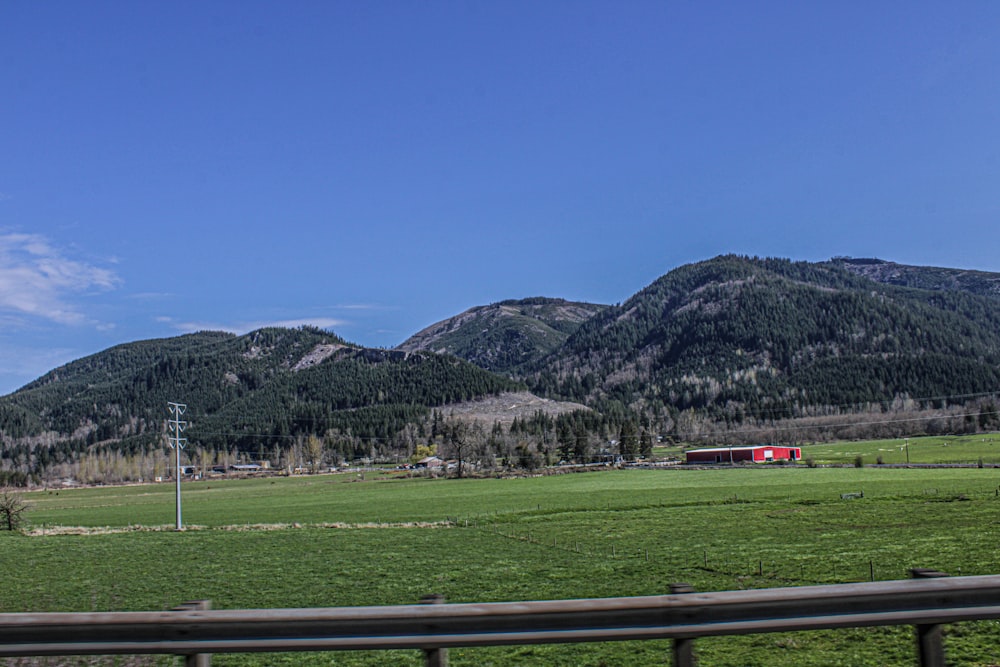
xmin=802 ymin=432 xmax=1000 ymax=465
xmin=5 ymin=448 xmax=1000 ymax=665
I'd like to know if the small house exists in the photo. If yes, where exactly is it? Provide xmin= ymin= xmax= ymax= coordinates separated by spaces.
xmin=414 ymin=456 xmax=444 ymax=469
xmin=229 ymin=463 xmax=263 ymax=474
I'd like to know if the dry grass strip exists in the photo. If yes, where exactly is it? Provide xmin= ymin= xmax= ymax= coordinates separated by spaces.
xmin=26 ymin=520 xmax=455 ymax=536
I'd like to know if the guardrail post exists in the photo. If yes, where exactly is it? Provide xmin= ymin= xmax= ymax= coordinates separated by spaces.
xmin=421 ymin=594 xmax=448 ymax=667
xmin=910 ymin=569 xmax=948 ymax=667
xmin=172 ymin=600 xmax=212 ymax=667
xmin=669 ymin=583 xmax=696 ymax=667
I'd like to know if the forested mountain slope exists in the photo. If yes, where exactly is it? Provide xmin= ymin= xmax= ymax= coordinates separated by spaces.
xmin=527 ymin=255 xmax=1000 ymax=422
xmin=0 ymin=327 xmax=522 ymax=465
xmin=396 ymin=297 xmax=607 ymax=373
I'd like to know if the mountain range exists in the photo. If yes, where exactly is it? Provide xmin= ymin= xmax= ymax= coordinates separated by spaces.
xmin=397 ymin=255 xmax=1000 ymax=436
xmin=2 ymin=255 xmax=1000 ymax=480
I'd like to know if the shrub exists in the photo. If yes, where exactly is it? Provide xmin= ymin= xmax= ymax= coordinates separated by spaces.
xmin=854 ymin=455 xmax=864 ymax=468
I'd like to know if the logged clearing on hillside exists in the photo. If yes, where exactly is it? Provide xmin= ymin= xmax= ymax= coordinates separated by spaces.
xmin=441 ymin=391 xmax=589 ymax=425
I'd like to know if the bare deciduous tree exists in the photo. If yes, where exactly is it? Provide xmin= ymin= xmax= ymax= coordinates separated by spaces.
xmin=0 ymin=487 xmax=29 ymax=531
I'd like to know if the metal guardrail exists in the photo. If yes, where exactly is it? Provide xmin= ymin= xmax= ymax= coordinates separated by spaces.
xmin=1 ymin=571 xmax=997 ymax=666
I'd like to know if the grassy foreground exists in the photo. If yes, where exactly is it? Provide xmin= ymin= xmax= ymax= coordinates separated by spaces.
xmin=5 ymin=464 xmax=1000 ymax=666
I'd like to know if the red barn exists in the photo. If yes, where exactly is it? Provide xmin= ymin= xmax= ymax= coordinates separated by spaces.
xmin=685 ymin=445 xmax=801 ymax=464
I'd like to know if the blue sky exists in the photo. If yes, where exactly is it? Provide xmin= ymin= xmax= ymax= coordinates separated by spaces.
xmin=2 ymin=1 xmax=1000 ymax=395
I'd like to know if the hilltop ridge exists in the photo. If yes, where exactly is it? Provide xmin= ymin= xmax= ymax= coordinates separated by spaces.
xmin=397 ymin=297 xmax=607 ymax=374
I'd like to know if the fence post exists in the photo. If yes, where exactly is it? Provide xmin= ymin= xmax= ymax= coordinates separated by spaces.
xmin=172 ymin=600 xmax=212 ymax=667
xmin=421 ymin=594 xmax=448 ymax=667
xmin=669 ymin=583 xmax=696 ymax=667
xmin=910 ymin=569 xmax=949 ymax=667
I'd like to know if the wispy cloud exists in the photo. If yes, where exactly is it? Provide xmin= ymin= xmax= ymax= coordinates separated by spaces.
xmin=0 ymin=233 xmax=121 ymax=325
xmin=130 ymin=292 xmax=175 ymax=301
xmin=334 ymin=303 xmax=389 ymax=311
xmin=158 ymin=316 xmax=346 ymax=335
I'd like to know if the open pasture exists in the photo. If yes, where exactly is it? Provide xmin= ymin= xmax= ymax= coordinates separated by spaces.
xmin=5 ymin=466 xmax=1000 ymax=666
xmin=801 ymin=432 xmax=1000 ymax=465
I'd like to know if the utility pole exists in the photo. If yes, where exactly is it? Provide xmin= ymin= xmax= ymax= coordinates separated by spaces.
xmin=167 ymin=402 xmax=187 ymax=531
